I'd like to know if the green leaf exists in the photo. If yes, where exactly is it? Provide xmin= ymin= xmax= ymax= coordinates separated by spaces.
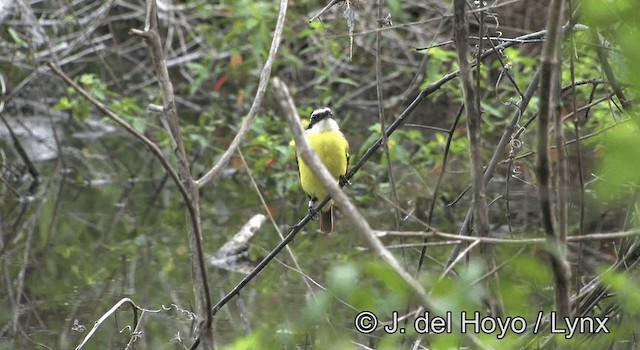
xmin=79 ymin=73 xmax=96 ymax=86
xmin=131 ymin=117 xmax=147 ymax=133
xmin=327 ymin=263 xmax=360 ymax=298
xmin=7 ymin=28 xmax=28 ymax=48
xmin=54 ymin=96 xmax=73 ymax=111
xmin=219 ymin=329 xmax=264 ymax=350
xmin=596 ymin=119 xmax=640 ymax=198
xmin=601 ymin=269 xmax=640 ymax=314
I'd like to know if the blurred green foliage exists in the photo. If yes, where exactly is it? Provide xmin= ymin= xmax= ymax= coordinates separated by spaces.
xmin=585 ymin=0 xmax=640 ymax=205
xmin=3 ymin=0 xmax=640 ymax=349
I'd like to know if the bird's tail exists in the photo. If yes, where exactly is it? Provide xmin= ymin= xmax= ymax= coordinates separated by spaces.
xmin=319 ymin=204 xmax=334 ymax=234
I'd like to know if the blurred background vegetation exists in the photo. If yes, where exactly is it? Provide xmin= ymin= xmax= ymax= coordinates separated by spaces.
xmin=1 ymin=0 xmax=640 ymax=349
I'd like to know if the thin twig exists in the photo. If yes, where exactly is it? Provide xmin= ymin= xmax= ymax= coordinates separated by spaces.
xmin=309 ymin=0 xmax=344 ymax=22
xmin=415 ymin=105 xmax=463 ymax=275
xmin=377 ymin=228 xmax=640 ymax=244
xmin=591 ymin=30 xmax=631 ymax=111
xmin=195 ymin=0 xmax=288 ymax=189
xmin=12 ymin=217 xmax=36 ymax=335
xmin=440 ymin=240 xmax=481 ymax=279
xmin=568 ymin=2 xmax=587 ymax=298
xmin=75 ymin=298 xmax=145 ymax=350
xmin=236 ymin=149 xmax=316 ymax=294
xmin=374 ymin=0 xmax=404 ymax=259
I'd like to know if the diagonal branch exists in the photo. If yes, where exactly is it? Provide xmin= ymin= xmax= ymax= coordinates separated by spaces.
xmin=46 ymin=63 xmax=195 ymax=225
xmin=195 ymin=0 xmax=288 ymax=189
xmin=308 ymin=0 xmax=344 ymax=22
xmin=591 ymin=30 xmax=632 ymax=111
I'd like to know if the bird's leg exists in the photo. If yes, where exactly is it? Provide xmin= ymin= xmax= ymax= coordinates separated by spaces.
xmin=308 ymin=197 xmax=319 ymax=220
xmin=339 ymin=175 xmax=351 ymax=187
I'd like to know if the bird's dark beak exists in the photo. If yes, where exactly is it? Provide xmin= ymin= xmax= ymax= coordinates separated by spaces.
xmin=308 ymin=107 xmax=333 ymax=128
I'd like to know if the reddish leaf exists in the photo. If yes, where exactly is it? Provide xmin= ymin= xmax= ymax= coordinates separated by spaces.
xmin=214 ymin=74 xmax=228 ymax=92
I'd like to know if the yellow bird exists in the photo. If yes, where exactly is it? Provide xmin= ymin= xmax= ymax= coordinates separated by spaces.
xmin=297 ymin=107 xmax=350 ymax=234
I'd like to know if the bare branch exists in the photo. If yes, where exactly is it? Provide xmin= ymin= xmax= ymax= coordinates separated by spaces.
xmin=308 ymin=0 xmax=344 ymax=22
xmin=195 ymin=0 xmax=288 ymax=189
xmin=75 ymin=298 xmax=145 ymax=350
xmin=592 ymin=30 xmax=632 ymax=110
xmin=416 ymin=105 xmax=464 ymax=275
xmin=374 ymin=0 xmax=403 ymax=238
xmin=537 ymin=0 xmax=571 ymax=319
xmin=273 ymin=77 xmax=301 ymax=121
xmin=453 ymin=0 xmax=488 ymax=250
xmin=130 ymin=1 xmax=212 ymax=346
xmin=46 ymin=63 xmax=194 ymax=222
xmin=377 ymin=229 xmax=640 ymax=244
xmin=453 ymin=0 xmax=502 ymax=315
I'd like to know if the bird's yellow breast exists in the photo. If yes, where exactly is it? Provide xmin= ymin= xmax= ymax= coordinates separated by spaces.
xmin=297 ymin=130 xmax=349 ymax=204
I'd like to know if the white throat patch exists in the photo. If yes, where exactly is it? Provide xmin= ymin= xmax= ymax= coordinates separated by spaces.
xmin=307 ymin=118 xmax=340 ymax=134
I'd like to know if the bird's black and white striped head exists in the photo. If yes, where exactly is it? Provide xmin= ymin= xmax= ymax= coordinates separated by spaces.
xmin=308 ymin=107 xmax=334 ymax=129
